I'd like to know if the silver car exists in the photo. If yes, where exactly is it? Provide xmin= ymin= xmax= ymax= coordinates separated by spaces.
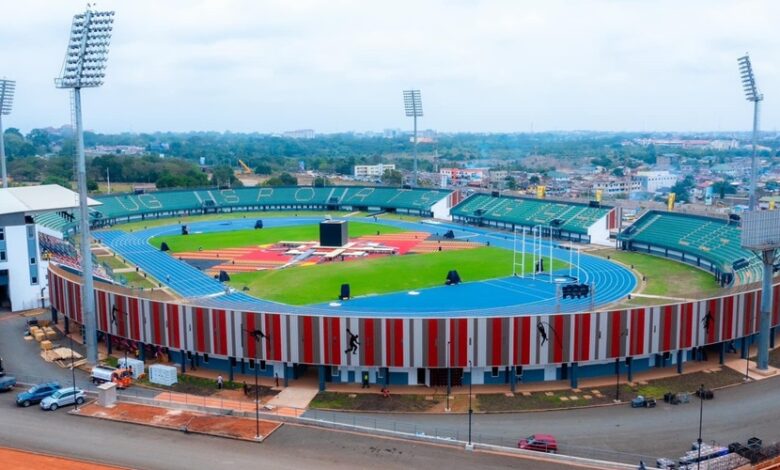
xmin=40 ymin=387 xmax=85 ymax=410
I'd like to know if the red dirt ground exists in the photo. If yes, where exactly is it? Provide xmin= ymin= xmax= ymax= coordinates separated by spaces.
xmin=76 ymin=402 xmax=282 ymax=441
xmin=0 ymin=446 xmax=126 ymax=470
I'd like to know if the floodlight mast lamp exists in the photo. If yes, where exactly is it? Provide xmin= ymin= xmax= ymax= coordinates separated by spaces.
xmin=738 ymin=54 xmax=763 ymax=211
xmin=403 ymin=89 xmax=423 ymax=187
xmin=0 ymin=79 xmax=15 ymax=188
xmin=55 ymin=8 xmax=115 ymax=366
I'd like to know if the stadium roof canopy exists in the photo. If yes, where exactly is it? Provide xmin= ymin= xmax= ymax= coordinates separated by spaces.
xmin=0 ymin=185 xmax=101 ymax=216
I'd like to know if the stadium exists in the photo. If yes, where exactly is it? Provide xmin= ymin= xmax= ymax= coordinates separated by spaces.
xmin=37 ymin=185 xmax=779 ymax=390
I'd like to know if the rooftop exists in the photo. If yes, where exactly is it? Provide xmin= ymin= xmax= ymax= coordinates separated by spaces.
xmin=0 ymin=185 xmax=101 ymax=216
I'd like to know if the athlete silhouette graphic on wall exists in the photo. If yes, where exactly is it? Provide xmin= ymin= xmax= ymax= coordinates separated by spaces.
xmin=702 ymin=311 xmax=714 ymax=333
xmin=537 ymin=322 xmax=549 ymax=346
xmin=345 ymin=328 xmax=360 ymax=354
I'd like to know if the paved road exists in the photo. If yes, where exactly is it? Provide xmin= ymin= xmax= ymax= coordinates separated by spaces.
xmin=0 ymin=312 xmax=157 ymax=399
xmin=5 ymin=308 xmax=780 ymax=466
xmin=0 ymin=392 xmax=566 ymax=470
xmin=307 ymin=376 xmax=780 ymax=464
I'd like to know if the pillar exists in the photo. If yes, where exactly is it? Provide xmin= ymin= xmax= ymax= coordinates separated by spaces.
xmin=228 ymin=357 xmax=235 ymax=382
xmin=180 ymin=350 xmax=186 ymax=373
xmin=138 ymin=342 xmax=145 ymax=362
xmin=569 ymin=362 xmax=578 ymax=389
xmin=741 ymin=336 xmax=749 ymax=359
xmin=64 ymin=316 xmax=70 ymax=334
xmin=107 ymin=333 xmax=112 ymax=355
xmin=719 ymin=342 xmax=725 ymax=365
xmin=283 ymin=362 xmax=289 ymax=387
xmin=676 ymin=350 xmax=683 ymax=374
xmin=626 ymin=358 xmax=633 ymax=383
xmin=318 ymin=365 xmax=326 ymax=391
xmin=51 ymin=307 xmax=58 ymax=325
xmin=757 ymin=253 xmax=773 ymax=370
xmin=510 ymin=367 xmax=517 ymax=393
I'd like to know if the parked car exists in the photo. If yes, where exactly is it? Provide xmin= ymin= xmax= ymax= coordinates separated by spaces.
xmin=631 ymin=395 xmax=657 ymax=408
xmin=518 ymin=434 xmax=558 ymax=453
xmin=16 ymin=382 xmax=61 ymax=407
xmin=0 ymin=375 xmax=16 ymax=392
xmin=40 ymin=387 xmax=85 ymax=410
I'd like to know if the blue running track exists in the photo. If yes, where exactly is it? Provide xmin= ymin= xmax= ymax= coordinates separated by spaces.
xmin=95 ymin=215 xmax=636 ymax=317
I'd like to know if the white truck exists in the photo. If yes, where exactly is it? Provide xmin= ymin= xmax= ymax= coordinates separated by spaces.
xmin=90 ymin=365 xmax=132 ymax=389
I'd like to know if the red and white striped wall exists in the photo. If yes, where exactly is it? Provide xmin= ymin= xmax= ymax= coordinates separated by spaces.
xmin=50 ymin=266 xmax=780 ymax=368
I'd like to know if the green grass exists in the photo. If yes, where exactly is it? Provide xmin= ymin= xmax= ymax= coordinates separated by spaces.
xmin=592 ymin=249 xmax=720 ymax=301
xmin=120 ymin=272 xmax=156 ymax=289
xmin=97 ymin=256 xmax=127 ymax=270
xmin=149 ymin=221 xmax=403 ymax=253
xmin=310 ymin=391 xmax=439 ymax=412
xmin=113 ymin=210 xmax=354 ymax=232
xmin=229 ymin=246 xmax=567 ymax=305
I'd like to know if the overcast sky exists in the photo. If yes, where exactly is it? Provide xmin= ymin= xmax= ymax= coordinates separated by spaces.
xmin=1 ymin=0 xmax=778 ymax=134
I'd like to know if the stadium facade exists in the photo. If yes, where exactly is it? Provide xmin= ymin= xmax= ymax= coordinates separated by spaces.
xmin=34 ymin=185 xmax=778 ymax=388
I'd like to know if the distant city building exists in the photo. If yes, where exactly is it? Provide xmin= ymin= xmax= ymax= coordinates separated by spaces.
xmin=488 ymin=170 xmax=508 ymax=182
xmin=283 ymin=129 xmax=316 ymax=139
xmin=655 ymin=154 xmax=679 ymax=170
xmin=383 ymin=128 xmax=402 ymax=138
xmin=353 ymin=163 xmax=396 ymax=179
xmin=635 ymin=171 xmax=678 ymax=193
xmin=592 ymin=179 xmax=641 ymax=196
xmin=86 ymin=145 xmax=146 ymax=157
xmin=439 ymin=168 xmax=488 ymax=186
xmin=634 ymin=138 xmax=738 ymax=150
xmin=711 ymin=163 xmax=739 ymax=178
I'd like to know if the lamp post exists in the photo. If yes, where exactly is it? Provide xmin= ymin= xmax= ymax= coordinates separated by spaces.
xmin=68 ymin=328 xmax=78 ymax=411
xmin=55 ymin=7 xmax=115 ymax=366
xmin=613 ymin=330 xmax=628 ymax=402
xmin=111 ymin=305 xmax=129 ymax=368
xmin=0 ymin=78 xmax=15 ymax=188
xmin=467 ymin=359 xmax=473 ymax=448
xmin=403 ymin=89 xmax=423 ymax=187
xmin=244 ymin=327 xmax=266 ymax=440
xmin=737 ymin=54 xmax=763 ymax=211
xmin=697 ymin=383 xmax=704 ymax=469
xmin=446 ymin=339 xmax=451 ymax=412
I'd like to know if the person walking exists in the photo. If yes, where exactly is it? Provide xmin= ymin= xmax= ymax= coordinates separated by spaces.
xmin=217 ymin=375 xmax=224 ymax=390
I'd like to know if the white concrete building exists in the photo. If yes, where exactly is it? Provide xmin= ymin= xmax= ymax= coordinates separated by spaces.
xmin=353 ymin=163 xmax=396 ymax=179
xmin=0 ymin=185 xmax=99 ymax=311
xmin=635 ymin=171 xmax=678 ymax=193
xmin=592 ymin=179 xmax=641 ymax=196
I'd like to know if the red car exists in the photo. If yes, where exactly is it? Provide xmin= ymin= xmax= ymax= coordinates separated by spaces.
xmin=518 ymin=434 xmax=558 ymax=453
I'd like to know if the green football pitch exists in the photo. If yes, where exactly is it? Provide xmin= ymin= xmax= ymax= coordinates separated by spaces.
xmin=148 ymin=221 xmax=404 ymax=253
xmin=228 ymin=247 xmax=568 ymax=305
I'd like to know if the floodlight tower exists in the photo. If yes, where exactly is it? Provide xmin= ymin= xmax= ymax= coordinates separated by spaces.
xmin=737 ymin=54 xmax=763 ymax=211
xmin=55 ymin=8 xmax=115 ymax=365
xmin=0 ymin=79 xmax=15 ymax=188
xmin=403 ymin=89 xmax=423 ymax=186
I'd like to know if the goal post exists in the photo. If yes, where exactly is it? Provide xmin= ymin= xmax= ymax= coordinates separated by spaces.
xmin=512 ymin=226 xmax=527 ymax=277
